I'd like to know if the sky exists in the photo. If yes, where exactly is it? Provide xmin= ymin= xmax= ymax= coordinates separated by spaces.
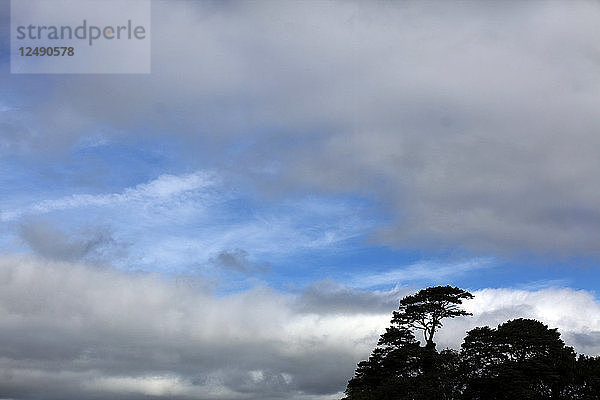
xmin=1 ymin=0 xmax=600 ymax=399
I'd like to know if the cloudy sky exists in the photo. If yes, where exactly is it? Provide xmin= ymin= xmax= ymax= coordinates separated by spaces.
xmin=1 ymin=1 xmax=600 ymax=399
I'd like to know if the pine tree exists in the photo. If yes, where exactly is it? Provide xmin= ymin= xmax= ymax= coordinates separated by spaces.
xmin=344 ymin=286 xmax=473 ymax=400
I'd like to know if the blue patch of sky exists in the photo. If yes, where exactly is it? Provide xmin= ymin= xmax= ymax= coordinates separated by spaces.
xmin=1 ymin=134 xmax=185 ymax=196
xmin=0 ymin=134 xmax=382 ymax=283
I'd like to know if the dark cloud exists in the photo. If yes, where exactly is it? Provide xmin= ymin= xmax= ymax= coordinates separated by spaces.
xmin=210 ymin=248 xmax=270 ymax=274
xmin=295 ymin=281 xmax=406 ymax=315
xmin=0 ymin=255 xmax=383 ymax=400
xmin=18 ymin=220 xmax=126 ymax=262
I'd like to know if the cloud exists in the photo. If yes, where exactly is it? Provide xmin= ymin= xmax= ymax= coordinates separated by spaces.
xmin=0 ymin=171 xmax=217 ymax=222
xmin=18 ymin=219 xmax=125 ymax=262
xmin=3 ymin=1 xmax=600 ymax=257
xmin=349 ymin=258 xmax=494 ymax=288
xmin=209 ymin=248 xmax=270 ymax=274
xmin=3 ymin=2 xmax=600 ymax=398
xmin=1 ymin=255 xmax=600 ymax=399
xmin=436 ymin=287 xmax=600 ymax=355
xmin=295 ymin=281 xmax=406 ymax=315
xmin=0 ymin=255 xmax=388 ymax=400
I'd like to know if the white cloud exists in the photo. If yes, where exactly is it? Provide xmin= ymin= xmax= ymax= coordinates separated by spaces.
xmin=437 ymin=287 xmax=600 ymax=355
xmin=0 ymin=171 xmax=217 ymax=222
xmin=349 ymin=258 xmax=494 ymax=288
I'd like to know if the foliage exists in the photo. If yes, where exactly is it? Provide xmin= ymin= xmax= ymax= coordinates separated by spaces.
xmin=392 ymin=286 xmax=473 ymax=349
xmin=460 ymin=318 xmax=577 ymax=399
xmin=343 ymin=286 xmax=473 ymax=400
xmin=343 ymin=286 xmax=600 ymax=400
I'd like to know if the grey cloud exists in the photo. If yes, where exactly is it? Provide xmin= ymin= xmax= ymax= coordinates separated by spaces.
xmin=210 ymin=248 xmax=270 ymax=274
xmin=18 ymin=220 xmax=126 ymax=262
xmin=295 ymin=281 xmax=406 ymax=315
xmin=0 ymin=255 xmax=383 ymax=400
xmin=4 ymin=0 xmax=600 ymax=257
xmin=1 ymin=256 xmax=600 ymax=400
xmin=566 ymin=331 xmax=600 ymax=355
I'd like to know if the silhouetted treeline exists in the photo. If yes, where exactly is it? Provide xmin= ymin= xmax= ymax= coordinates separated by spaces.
xmin=343 ymin=286 xmax=600 ymax=400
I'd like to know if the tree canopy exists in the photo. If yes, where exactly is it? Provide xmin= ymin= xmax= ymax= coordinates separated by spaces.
xmin=393 ymin=285 xmax=473 ymax=349
xmin=343 ymin=286 xmax=600 ymax=400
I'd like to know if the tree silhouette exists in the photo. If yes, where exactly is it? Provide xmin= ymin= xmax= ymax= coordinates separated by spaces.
xmin=572 ymin=354 xmax=600 ymax=399
xmin=344 ymin=327 xmax=424 ymax=399
xmin=393 ymin=285 xmax=474 ymax=350
xmin=343 ymin=286 xmax=600 ymax=400
xmin=343 ymin=286 xmax=473 ymax=400
xmin=461 ymin=318 xmax=577 ymax=399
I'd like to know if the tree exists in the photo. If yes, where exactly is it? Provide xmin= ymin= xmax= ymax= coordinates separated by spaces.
xmin=392 ymin=285 xmax=474 ymax=350
xmin=344 ymin=327 xmax=424 ymax=400
xmin=344 ymin=286 xmax=473 ymax=400
xmin=572 ymin=355 xmax=600 ymax=399
xmin=460 ymin=318 xmax=578 ymax=400
xmin=344 ymin=287 xmax=600 ymax=400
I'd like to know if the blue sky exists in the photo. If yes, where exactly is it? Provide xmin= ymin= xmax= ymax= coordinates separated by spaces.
xmin=1 ymin=126 xmax=598 ymax=293
xmin=1 ymin=1 xmax=600 ymax=399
